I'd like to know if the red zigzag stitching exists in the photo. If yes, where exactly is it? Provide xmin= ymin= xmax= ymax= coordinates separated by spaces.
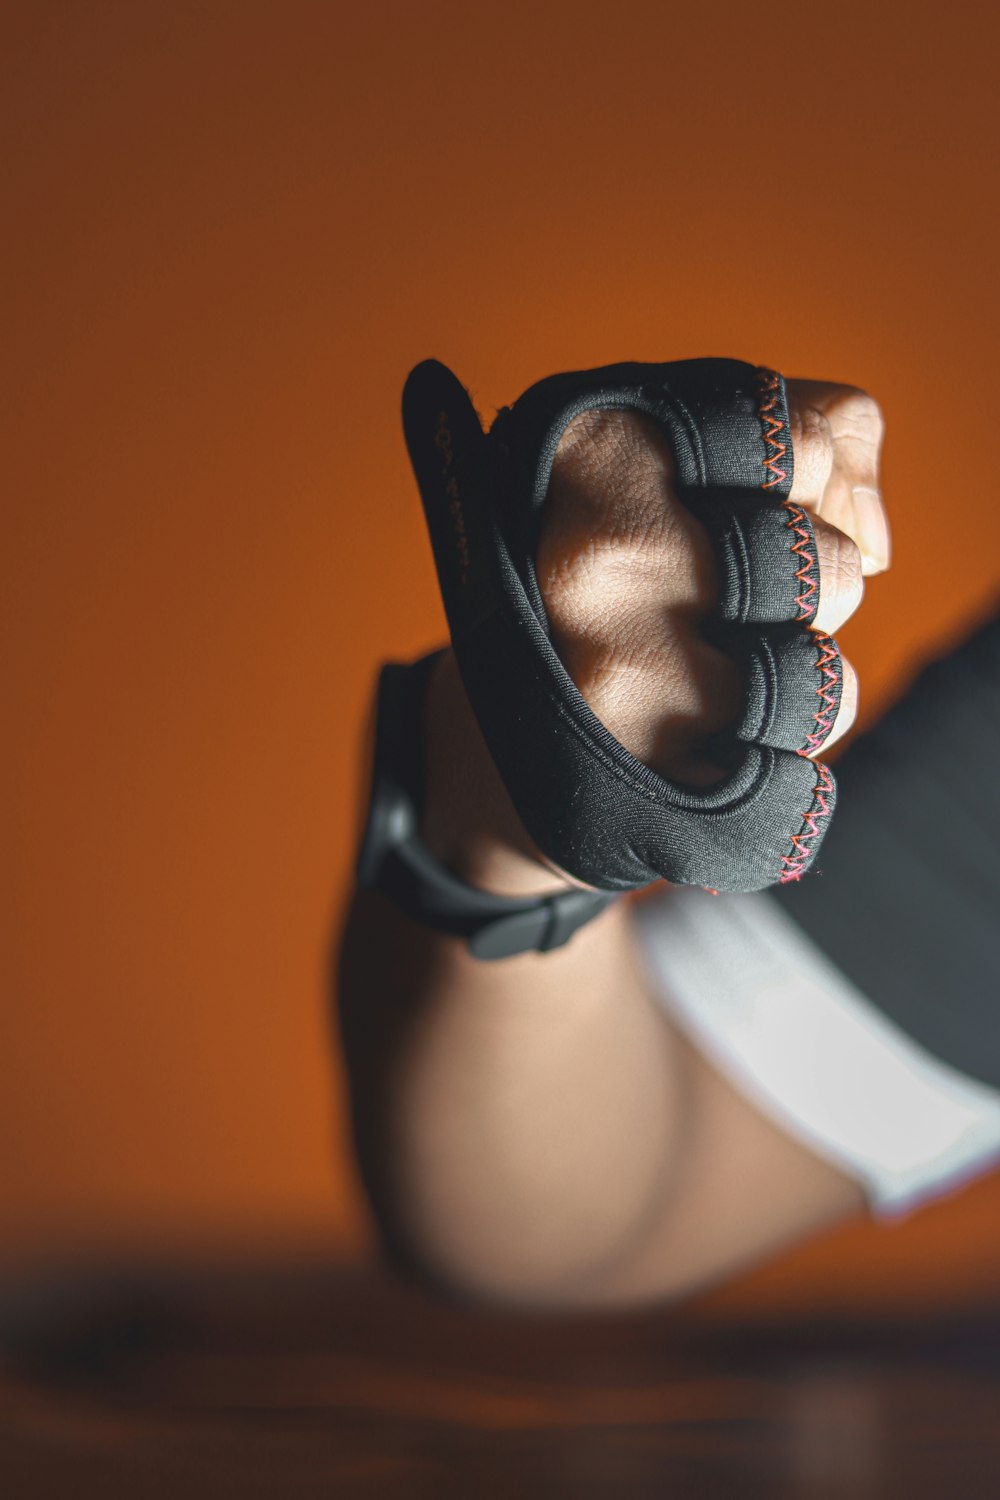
xmin=756 ymin=370 xmax=789 ymax=489
xmin=756 ymin=368 xmax=833 ymax=880
xmin=779 ymin=762 xmax=835 ymax=883
xmin=783 ymin=502 xmax=819 ymax=621
xmin=801 ymin=633 xmax=840 ymax=757
xmin=755 ymin=369 xmax=817 ymax=623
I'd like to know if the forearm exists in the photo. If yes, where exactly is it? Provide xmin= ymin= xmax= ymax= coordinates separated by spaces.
xmin=338 ymin=876 xmax=863 ymax=1310
xmin=339 ymin=890 xmax=690 ymax=1304
xmin=338 ymin=652 xmax=692 ymax=1304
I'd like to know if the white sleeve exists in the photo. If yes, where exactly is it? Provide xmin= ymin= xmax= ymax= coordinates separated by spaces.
xmin=630 ymin=885 xmax=1000 ymax=1217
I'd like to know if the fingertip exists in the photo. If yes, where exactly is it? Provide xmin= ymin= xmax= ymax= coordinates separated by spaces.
xmin=861 ymin=544 xmax=892 ymax=577
xmin=813 ymin=519 xmax=865 ymax=634
xmin=815 ymin=655 xmax=858 ymax=754
xmin=853 ymin=486 xmax=891 ymax=576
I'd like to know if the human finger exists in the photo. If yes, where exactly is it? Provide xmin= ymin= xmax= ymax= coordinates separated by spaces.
xmin=787 ymin=381 xmax=890 ymax=576
xmin=812 ymin=515 xmax=865 ymax=634
xmin=810 ymin=652 xmax=858 ymax=756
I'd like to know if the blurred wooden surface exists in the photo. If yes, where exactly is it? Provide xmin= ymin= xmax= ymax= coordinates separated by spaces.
xmin=3 ymin=1257 xmax=999 ymax=1497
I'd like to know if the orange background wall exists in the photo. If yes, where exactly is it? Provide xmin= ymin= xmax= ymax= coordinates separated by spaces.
xmin=6 ymin=2 xmax=1000 ymax=1289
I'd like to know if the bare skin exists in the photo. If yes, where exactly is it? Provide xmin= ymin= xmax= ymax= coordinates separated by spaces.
xmin=339 ymin=380 xmax=888 ymax=1308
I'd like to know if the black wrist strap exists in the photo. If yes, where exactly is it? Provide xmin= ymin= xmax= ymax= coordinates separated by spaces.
xmin=380 ymin=837 xmax=617 ymax=959
xmin=357 ymin=655 xmax=617 ymax=960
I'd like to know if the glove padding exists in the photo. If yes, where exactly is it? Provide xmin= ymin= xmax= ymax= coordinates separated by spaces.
xmin=402 ymin=357 xmax=841 ymax=893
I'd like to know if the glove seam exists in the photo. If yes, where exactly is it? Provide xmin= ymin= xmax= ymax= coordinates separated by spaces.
xmin=780 ymin=761 xmax=835 ymax=882
xmin=782 ymin=501 xmax=820 ymax=623
xmin=754 ymin=366 xmax=820 ymax=627
xmin=548 ymin=688 xmax=778 ymax=820
xmin=801 ymin=632 xmax=841 ymax=756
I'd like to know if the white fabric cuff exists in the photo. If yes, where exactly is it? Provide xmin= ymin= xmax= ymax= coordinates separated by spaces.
xmin=630 ymin=886 xmax=1000 ymax=1217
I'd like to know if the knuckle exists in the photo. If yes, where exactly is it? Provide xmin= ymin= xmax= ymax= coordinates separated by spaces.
xmin=790 ymin=402 xmax=833 ymax=466
xmin=832 ymin=387 xmax=885 ymax=446
xmin=788 ymin=403 xmax=833 ymax=501
xmin=860 ymin=392 xmax=884 ymax=438
xmin=832 ymin=531 xmax=864 ymax=605
xmin=817 ymin=524 xmax=864 ymax=622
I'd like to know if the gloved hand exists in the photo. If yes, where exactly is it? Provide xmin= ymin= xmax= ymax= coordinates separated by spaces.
xmin=405 ymin=358 xmax=887 ymax=894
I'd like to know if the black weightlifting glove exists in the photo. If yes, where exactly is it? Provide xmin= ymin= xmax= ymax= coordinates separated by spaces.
xmin=403 ymin=357 xmax=845 ymax=895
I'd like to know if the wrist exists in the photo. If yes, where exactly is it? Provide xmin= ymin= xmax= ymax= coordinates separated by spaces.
xmin=421 ymin=650 xmax=578 ymax=899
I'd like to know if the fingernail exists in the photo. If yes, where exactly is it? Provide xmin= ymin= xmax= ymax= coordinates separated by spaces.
xmin=853 ymin=486 xmax=891 ymax=574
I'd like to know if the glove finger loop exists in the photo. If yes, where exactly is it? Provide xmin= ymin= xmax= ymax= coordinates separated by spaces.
xmin=775 ymin=756 xmax=837 ymax=884
xmin=730 ymin=626 xmax=844 ymax=754
xmin=702 ymin=500 xmax=822 ymax=628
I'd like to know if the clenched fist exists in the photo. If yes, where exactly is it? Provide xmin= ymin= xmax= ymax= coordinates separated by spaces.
xmin=410 ymin=360 xmax=888 ymax=900
xmin=541 ymin=383 xmax=887 ymax=788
